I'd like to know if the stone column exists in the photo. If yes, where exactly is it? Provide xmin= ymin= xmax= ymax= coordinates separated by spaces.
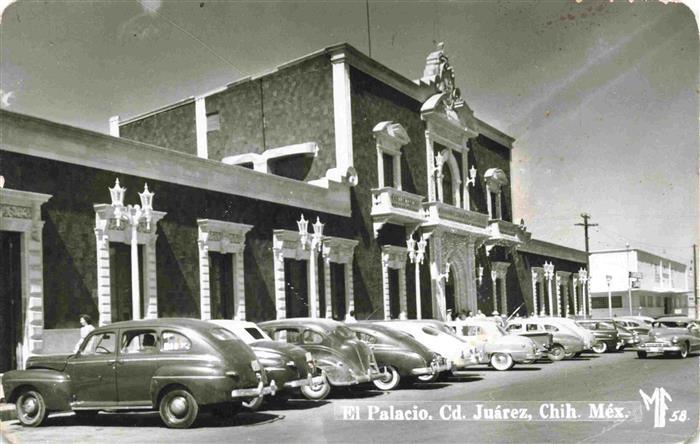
xmin=491 ymin=270 xmax=499 ymax=314
xmin=531 ymin=270 xmax=538 ymax=316
xmin=382 ymin=255 xmax=391 ymax=320
xmin=144 ymin=237 xmax=158 ymax=319
xmin=273 ymin=249 xmax=286 ymax=319
xmin=308 ymin=250 xmax=319 ymax=318
xmin=345 ymin=263 xmax=354 ymax=315
xmin=399 ymin=266 xmax=407 ymax=315
xmin=323 ymin=255 xmax=332 ymax=319
xmin=465 ymin=240 xmax=478 ymax=312
xmin=23 ymin=224 xmax=46 ymax=364
xmin=95 ymin=228 xmax=112 ymax=326
xmin=555 ymin=275 xmax=562 ymax=317
xmin=425 ymin=131 xmax=436 ymax=201
xmin=233 ymin=253 xmax=246 ymax=320
xmin=572 ymin=276 xmax=578 ymax=316
xmin=500 ymin=276 xmax=508 ymax=315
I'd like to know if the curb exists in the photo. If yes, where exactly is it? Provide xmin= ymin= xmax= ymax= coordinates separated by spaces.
xmin=0 ymin=404 xmax=16 ymax=422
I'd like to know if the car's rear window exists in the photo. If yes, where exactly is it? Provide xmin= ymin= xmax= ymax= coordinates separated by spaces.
xmin=653 ymin=321 xmax=688 ymax=328
xmin=422 ymin=326 xmax=440 ymax=336
xmin=245 ymin=327 xmax=265 ymax=340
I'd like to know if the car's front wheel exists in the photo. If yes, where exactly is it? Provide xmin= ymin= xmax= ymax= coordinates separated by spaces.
xmin=548 ymin=345 xmax=565 ymax=361
xmin=591 ymin=342 xmax=607 ymax=354
xmin=490 ymin=353 xmax=514 ymax=371
xmin=159 ymin=388 xmax=200 ymax=429
xmin=373 ymin=366 xmax=401 ymax=391
xmin=677 ymin=342 xmax=689 ymax=359
xmin=16 ymin=389 xmax=48 ymax=427
xmin=301 ymin=373 xmax=330 ymax=400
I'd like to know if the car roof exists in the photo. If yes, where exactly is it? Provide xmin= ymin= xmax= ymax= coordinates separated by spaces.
xmin=93 ymin=317 xmax=214 ymax=331
xmin=259 ymin=318 xmax=343 ymax=329
xmin=655 ymin=316 xmax=693 ymax=322
xmin=210 ymin=319 xmax=258 ymax=329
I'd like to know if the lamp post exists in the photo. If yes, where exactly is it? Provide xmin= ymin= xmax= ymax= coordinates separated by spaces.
xmin=606 ymin=274 xmax=613 ymax=318
xmin=578 ymin=268 xmax=588 ymax=318
xmin=109 ymin=178 xmax=154 ymax=321
xmin=407 ymin=234 xmax=427 ymax=319
xmin=297 ymin=214 xmax=324 ymax=318
xmin=543 ymin=261 xmax=555 ymax=316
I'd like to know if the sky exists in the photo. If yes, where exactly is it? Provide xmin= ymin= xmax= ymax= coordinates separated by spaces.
xmin=0 ymin=0 xmax=697 ymax=264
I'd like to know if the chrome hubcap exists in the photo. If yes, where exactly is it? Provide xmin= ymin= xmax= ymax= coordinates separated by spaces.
xmin=22 ymin=397 xmax=37 ymax=415
xmin=169 ymin=396 xmax=188 ymax=418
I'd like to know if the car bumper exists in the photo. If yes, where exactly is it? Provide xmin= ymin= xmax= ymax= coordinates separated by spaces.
xmin=231 ymin=380 xmax=277 ymax=399
xmin=512 ymin=350 xmax=542 ymax=362
xmin=284 ymin=374 xmax=325 ymax=389
xmin=640 ymin=343 xmax=682 ymax=353
xmin=411 ymin=361 xmax=452 ymax=376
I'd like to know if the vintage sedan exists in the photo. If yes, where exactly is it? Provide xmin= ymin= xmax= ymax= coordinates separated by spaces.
xmin=637 ymin=317 xmax=700 ymax=359
xmin=448 ymin=319 xmax=541 ymax=370
xmin=259 ymin=318 xmax=383 ymax=399
xmin=209 ymin=319 xmax=325 ymax=405
xmin=613 ymin=318 xmax=651 ymax=338
xmin=577 ymin=320 xmax=623 ymax=353
xmin=346 ymin=322 xmax=451 ymax=390
xmin=506 ymin=318 xmax=585 ymax=361
xmin=373 ymin=320 xmax=482 ymax=381
xmin=2 ymin=318 xmax=277 ymax=428
xmin=616 ymin=325 xmax=641 ymax=349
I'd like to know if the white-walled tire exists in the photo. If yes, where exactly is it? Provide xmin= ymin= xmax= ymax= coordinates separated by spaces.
xmin=301 ymin=373 xmax=330 ymax=400
xmin=490 ymin=353 xmax=514 ymax=371
xmin=592 ymin=342 xmax=607 ymax=354
xmin=677 ymin=342 xmax=689 ymax=359
xmin=548 ymin=345 xmax=565 ymax=361
xmin=417 ymin=372 xmax=441 ymax=383
xmin=373 ymin=366 xmax=401 ymax=391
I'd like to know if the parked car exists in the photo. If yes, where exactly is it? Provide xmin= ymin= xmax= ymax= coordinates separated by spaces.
xmin=502 ymin=321 xmax=553 ymax=355
xmin=346 ymin=323 xmax=450 ymax=390
xmin=506 ymin=318 xmax=585 ymax=361
xmin=546 ymin=317 xmax=596 ymax=350
xmin=577 ymin=320 xmax=623 ymax=353
xmin=637 ymin=316 xmax=700 ymax=359
xmin=259 ymin=318 xmax=382 ymax=399
xmin=613 ymin=318 xmax=651 ymax=337
xmin=209 ymin=319 xmax=325 ymax=405
xmin=448 ymin=319 xmax=542 ymax=370
xmin=373 ymin=320 xmax=483 ymax=381
xmin=615 ymin=325 xmax=641 ymax=349
xmin=2 ymin=318 xmax=277 ymax=428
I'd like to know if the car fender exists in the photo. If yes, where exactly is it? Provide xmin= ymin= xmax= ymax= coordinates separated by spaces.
xmin=151 ymin=364 xmax=231 ymax=406
xmin=3 ymin=368 xmax=72 ymax=411
xmin=371 ymin=348 xmax=425 ymax=376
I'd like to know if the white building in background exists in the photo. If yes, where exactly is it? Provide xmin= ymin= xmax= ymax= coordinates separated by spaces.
xmin=589 ymin=248 xmax=692 ymax=318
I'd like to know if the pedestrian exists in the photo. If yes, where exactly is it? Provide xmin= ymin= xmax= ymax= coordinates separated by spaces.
xmin=74 ymin=314 xmax=95 ymax=352
xmin=345 ymin=310 xmax=357 ymax=323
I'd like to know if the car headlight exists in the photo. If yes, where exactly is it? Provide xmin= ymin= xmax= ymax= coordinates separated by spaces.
xmin=671 ymin=336 xmax=679 ymax=344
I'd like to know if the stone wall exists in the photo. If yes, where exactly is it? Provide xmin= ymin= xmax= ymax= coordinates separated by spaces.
xmin=1 ymin=151 xmax=356 ymax=327
xmin=120 ymin=102 xmax=197 ymax=156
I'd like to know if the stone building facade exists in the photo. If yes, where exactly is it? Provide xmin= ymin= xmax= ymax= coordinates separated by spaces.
xmin=0 ymin=43 xmax=587 ymax=369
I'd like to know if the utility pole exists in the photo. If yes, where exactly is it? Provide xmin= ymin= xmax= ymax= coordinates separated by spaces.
xmin=365 ymin=0 xmax=372 ymax=58
xmin=694 ymin=244 xmax=698 ymax=320
xmin=575 ymin=213 xmax=598 ymax=317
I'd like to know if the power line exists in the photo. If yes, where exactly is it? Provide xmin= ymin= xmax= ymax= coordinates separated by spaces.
xmin=136 ymin=1 xmax=245 ymax=75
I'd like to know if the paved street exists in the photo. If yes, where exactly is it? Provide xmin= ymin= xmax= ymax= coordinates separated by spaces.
xmin=2 ymin=350 xmax=698 ymax=444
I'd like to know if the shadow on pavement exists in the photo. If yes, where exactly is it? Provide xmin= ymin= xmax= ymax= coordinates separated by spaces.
xmin=261 ymin=399 xmax=330 ymax=411
xmin=478 ymin=366 xmax=542 ymax=372
xmin=42 ymin=411 xmax=284 ymax=429
xmin=404 ymin=383 xmax=452 ymax=390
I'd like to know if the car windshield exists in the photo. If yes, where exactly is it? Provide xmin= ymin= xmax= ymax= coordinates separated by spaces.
xmin=598 ymin=321 xmax=616 ymax=329
xmin=334 ymin=325 xmax=355 ymax=339
xmin=652 ymin=321 xmax=688 ymax=328
xmin=578 ymin=322 xmax=595 ymax=330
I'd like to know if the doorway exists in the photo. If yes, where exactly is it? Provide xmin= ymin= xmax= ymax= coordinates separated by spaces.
xmin=330 ymin=263 xmax=346 ymax=320
xmin=109 ymin=243 xmax=144 ymax=323
xmin=0 ymin=231 xmax=22 ymax=373
xmin=284 ymin=258 xmax=308 ymax=318
xmin=209 ymin=252 xmax=234 ymax=319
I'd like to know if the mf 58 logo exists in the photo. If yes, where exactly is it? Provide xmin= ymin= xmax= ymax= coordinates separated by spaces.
xmin=639 ymin=387 xmax=687 ymax=428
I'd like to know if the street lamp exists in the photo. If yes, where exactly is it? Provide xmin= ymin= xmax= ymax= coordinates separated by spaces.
xmin=407 ymin=234 xmax=427 ymax=319
xmin=109 ymin=178 xmax=154 ymax=320
xmin=606 ymin=274 xmax=613 ymax=318
xmin=297 ymin=214 xmax=324 ymax=317
xmin=578 ymin=268 xmax=588 ymax=317
xmin=543 ymin=261 xmax=555 ymax=316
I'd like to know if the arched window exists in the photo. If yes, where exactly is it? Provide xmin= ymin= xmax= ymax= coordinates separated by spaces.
xmin=436 ymin=150 xmax=461 ymax=206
